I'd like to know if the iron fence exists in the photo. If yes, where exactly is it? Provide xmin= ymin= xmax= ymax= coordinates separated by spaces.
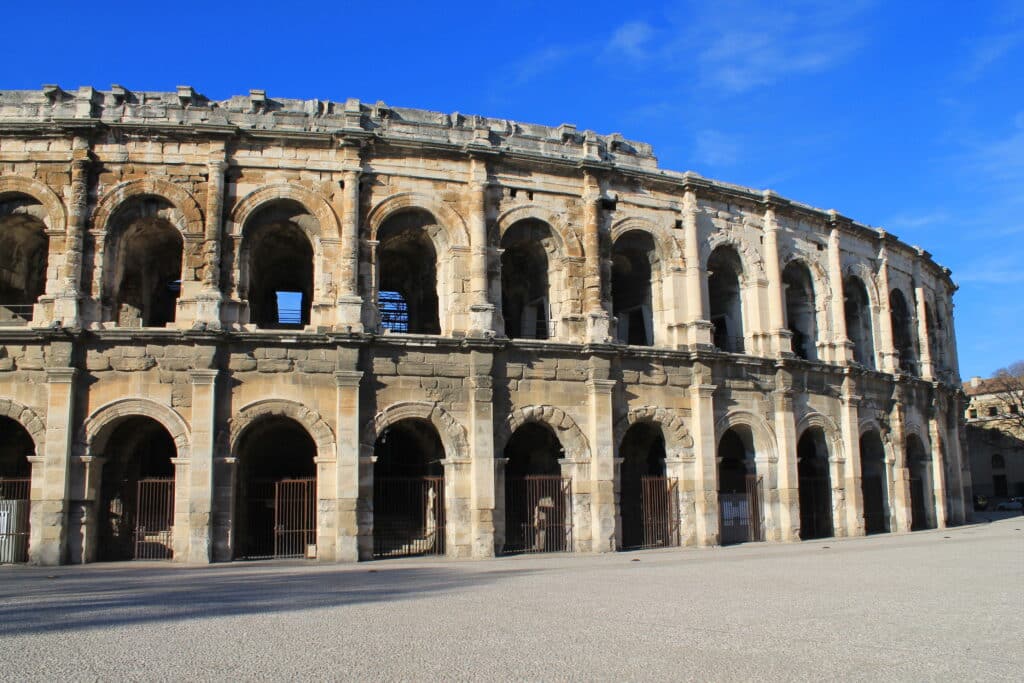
xmin=133 ymin=478 xmax=174 ymax=560
xmin=720 ymin=475 xmax=764 ymax=545
xmin=373 ymin=476 xmax=445 ymax=558
xmin=0 ymin=478 xmax=30 ymax=563
xmin=639 ymin=476 xmax=680 ymax=549
xmin=504 ymin=476 xmax=573 ymax=554
xmin=275 ymin=478 xmax=317 ymax=558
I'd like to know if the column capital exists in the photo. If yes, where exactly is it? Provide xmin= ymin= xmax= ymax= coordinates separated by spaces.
xmin=44 ymin=367 xmax=77 ymax=384
xmin=188 ymin=368 xmax=219 ymax=385
xmin=334 ymin=370 xmax=363 ymax=387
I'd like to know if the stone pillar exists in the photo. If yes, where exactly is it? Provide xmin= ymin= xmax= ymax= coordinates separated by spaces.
xmin=773 ymin=367 xmax=800 ymax=541
xmin=876 ymin=241 xmax=898 ymax=373
xmin=762 ymin=200 xmax=790 ymax=357
xmin=928 ymin=411 xmax=949 ymax=528
xmin=582 ymin=170 xmax=610 ymax=342
xmin=212 ymin=455 xmax=236 ymax=561
xmin=337 ymin=168 xmax=364 ymax=331
xmin=689 ymin=365 xmax=719 ymax=545
xmin=587 ymin=363 xmax=617 ymax=552
xmin=31 ymin=365 xmax=77 ymax=565
xmin=888 ymin=382 xmax=912 ymax=532
xmin=443 ymin=456 xmax=473 ymax=558
xmin=193 ymin=153 xmax=226 ymax=328
xmin=66 ymin=454 xmax=102 ymax=563
xmin=493 ymin=457 xmax=508 ymax=553
xmin=840 ymin=372 xmax=865 ymax=537
xmin=914 ymin=259 xmax=934 ymax=379
xmin=468 ymin=350 xmax=496 ymax=557
xmin=357 ymin=451 xmax=375 ymax=560
xmin=665 ymin=454 xmax=694 ymax=545
xmin=682 ymin=188 xmax=713 ymax=347
xmin=559 ymin=457 xmax=590 ymax=552
xmin=54 ymin=138 xmax=90 ymax=327
xmin=828 ymin=225 xmax=853 ymax=363
xmin=179 ymin=368 xmax=217 ymax=562
xmin=468 ymin=158 xmax=496 ymax=336
xmin=334 ymin=368 xmax=362 ymax=562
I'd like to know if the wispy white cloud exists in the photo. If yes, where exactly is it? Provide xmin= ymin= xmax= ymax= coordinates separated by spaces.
xmin=884 ymin=212 xmax=950 ymax=230
xmin=956 ymin=31 xmax=1024 ymax=81
xmin=509 ymin=45 xmax=583 ymax=86
xmin=608 ymin=21 xmax=655 ymax=61
xmin=683 ymin=0 xmax=876 ymax=93
xmin=693 ymin=129 xmax=740 ymax=166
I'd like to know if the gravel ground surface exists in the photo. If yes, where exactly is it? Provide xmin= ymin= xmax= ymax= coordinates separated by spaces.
xmin=1 ymin=516 xmax=1021 ymax=682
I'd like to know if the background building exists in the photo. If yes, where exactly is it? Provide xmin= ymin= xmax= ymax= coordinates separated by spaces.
xmin=964 ymin=371 xmax=1024 ymax=502
xmin=0 ymin=86 xmax=968 ymax=565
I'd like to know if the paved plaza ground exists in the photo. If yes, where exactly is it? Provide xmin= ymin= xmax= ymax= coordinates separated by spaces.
xmin=1 ymin=516 xmax=1021 ymax=681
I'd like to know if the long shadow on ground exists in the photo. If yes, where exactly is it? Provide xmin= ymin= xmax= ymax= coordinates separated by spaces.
xmin=0 ymin=562 xmax=531 ymax=637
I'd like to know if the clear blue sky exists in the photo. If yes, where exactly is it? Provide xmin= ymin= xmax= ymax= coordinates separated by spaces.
xmin=4 ymin=1 xmax=1021 ymax=379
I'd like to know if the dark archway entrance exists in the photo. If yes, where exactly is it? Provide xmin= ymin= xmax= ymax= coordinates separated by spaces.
xmin=501 ymin=219 xmax=553 ymax=340
xmin=0 ymin=416 xmax=34 ymax=563
xmin=242 ymin=201 xmax=315 ymax=329
xmin=907 ymin=435 xmax=934 ymax=531
xmin=372 ymin=419 xmax=446 ymax=558
xmin=612 ymin=231 xmax=656 ymax=346
xmin=860 ymin=431 xmax=889 ymax=534
xmin=717 ymin=427 xmax=763 ymax=545
xmin=0 ymin=194 xmax=49 ymax=325
xmin=98 ymin=417 xmax=176 ymax=561
xmin=503 ymin=423 xmax=572 ymax=554
xmin=235 ymin=417 xmax=317 ymax=560
xmin=708 ymin=246 xmax=745 ymax=353
xmin=797 ymin=428 xmax=833 ymax=540
xmin=619 ymin=422 xmax=677 ymax=550
xmin=377 ymin=210 xmax=440 ymax=334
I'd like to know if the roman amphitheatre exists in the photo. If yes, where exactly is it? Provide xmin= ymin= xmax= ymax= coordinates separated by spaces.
xmin=0 ymin=86 xmax=966 ymax=565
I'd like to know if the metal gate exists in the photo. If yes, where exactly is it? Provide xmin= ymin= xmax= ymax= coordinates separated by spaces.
xmin=373 ymin=476 xmax=445 ymax=558
xmin=274 ymin=478 xmax=317 ymax=559
xmin=640 ymin=476 xmax=680 ymax=549
xmin=504 ymin=476 xmax=573 ymax=554
xmin=133 ymin=478 xmax=174 ymax=560
xmin=720 ymin=475 xmax=764 ymax=545
xmin=0 ymin=478 xmax=30 ymax=563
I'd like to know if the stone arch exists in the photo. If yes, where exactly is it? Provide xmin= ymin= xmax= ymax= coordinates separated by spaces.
xmin=81 ymin=398 xmax=191 ymax=457
xmin=0 ymin=175 xmax=67 ymax=233
xmin=714 ymin=409 xmax=778 ymax=463
xmin=702 ymin=232 xmax=766 ymax=284
xmin=360 ymin=401 xmax=469 ymax=461
xmin=0 ymin=399 xmax=45 ymax=454
xmin=92 ymin=178 xmax=204 ymax=237
xmin=796 ymin=411 xmax=845 ymax=463
xmin=611 ymin=216 xmax=681 ymax=264
xmin=228 ymin=399 xmax=335 ymax=461
xmin=367 ymin=192 xmax=469 ymax=248
xmin=844 ymin=262 xmax=881 ymax=311
xmin=495 ymin=205 xmax=583 ymax=257
xmin=614 ymin=406 xmax=694 ymax=458
xmin=229 ymin=182 xmax=340 ymax=240
xmin=782 ymin=253 xmax=833 ymax=314
xmin=500 ymin=405 xmax=590 ymax=462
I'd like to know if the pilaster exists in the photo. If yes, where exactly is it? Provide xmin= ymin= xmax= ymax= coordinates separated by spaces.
xmin=468 ymin=350 xmax=496 ymax=558
xmin=888 ymin=382 xmax=912 ymax=532
xmin=772 ymin=366 xmax=800 ymax=541
xmin=682 ymin=188 xmax=713 ymax=347
xmin=876 ymin=240 xmax=898 ymax=373
xmin=914 ymin=256 xmax=934 ymax=379
xmin=582 ymin=170 xmax=611 ymax=342
xmin=181 ymin=368 xmax=217 ymax=562
xmin=840 ymin=372 xmax=865 ymax=537
xmin=468 ymin=158 xmax=496 ymax=336
xmin=827 ymin=222 xmax=854 ymax=363
xmin=31 ymin=365 xmax=77 ymax=565
xmin=337 ymin=163 xmax=364 ymax=331
xmin=334 ymin=369 xmax=362 ymax=562
xmin=762 ymin=197 xmax=791 ymax=357
xmin=586 ymin=366 xmax=617 ymax=553
xmin=688 ymin=367 xmax=719 ymax=545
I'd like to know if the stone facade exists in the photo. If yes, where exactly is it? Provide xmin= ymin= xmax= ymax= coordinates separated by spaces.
xmin=963 ymin=376 xmax=1024 ymax=502
xmin=0 ymin=86 xmax=968 ymax=565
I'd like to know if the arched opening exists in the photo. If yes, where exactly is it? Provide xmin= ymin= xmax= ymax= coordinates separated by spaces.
xmin=0 ymin=416 xmax=35 ymax=563
xmin=797 ymin=428 xmax=833 ymax=540
xmin=619 ymin=422 xmax=676 ymax=550
xmin=501 ymin=219 xmax=552 ymax=340
xmin=97 ymin=417 xmax=177 ymax=561
xmin=612 ymin=231 xmax=656 ymax=346
xmin=717 ymin=426 xmax=763 ymax=544
xmin=782 ymin=261 xmax=818 ymax=360
xmin=372 ymin=419 xmax=446 ymax=558
xmin=0 ymin=194 xmax=49 ymax=325
xmin=906 ymin=434 xmax=934 ymax=530
xmin=242 ymin=201 xmax=315 ymax=329
xmin=925 ymin=301 xmax=943 ymax=372
xmin=860 ymin=431 xmax=889 ymax=534
xmin=844 ymin=276 xmax=876 ymax=369
xmin=707 ymin=246 xmax=745 ymax=353
xmin=105 ymin=197 xmax=184 ymax=328
xmin=235 ymin=417 xmax=317 ymax=559
xmin=378 ymin=210 xmax=440 ymax=334
xmin=890 ymin=289 xmax=918 ymax=375
xmin=503 ymin=422 xmax=572 ymax=554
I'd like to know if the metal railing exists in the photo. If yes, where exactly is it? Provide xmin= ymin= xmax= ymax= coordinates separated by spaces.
xmin=0 ymin=478 xmax=30 ymax=563
xmin=640 ymin=476 xmax=680 ymax=549
xmin=373 ymin=476 xmax=445 ymax=558
xmin=133 ymin=478 xmax=174 ymax=560
xmin=275 ymin=478 xmax=317 ymax=559
xmin=504 ymin=476 xmax=573 ymax=554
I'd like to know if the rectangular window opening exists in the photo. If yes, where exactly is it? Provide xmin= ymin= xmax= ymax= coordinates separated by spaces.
xmin=379 ymin=290 xmax=409 ymax=333
xmin=275 ymin=291 xmax=303 ymax=326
